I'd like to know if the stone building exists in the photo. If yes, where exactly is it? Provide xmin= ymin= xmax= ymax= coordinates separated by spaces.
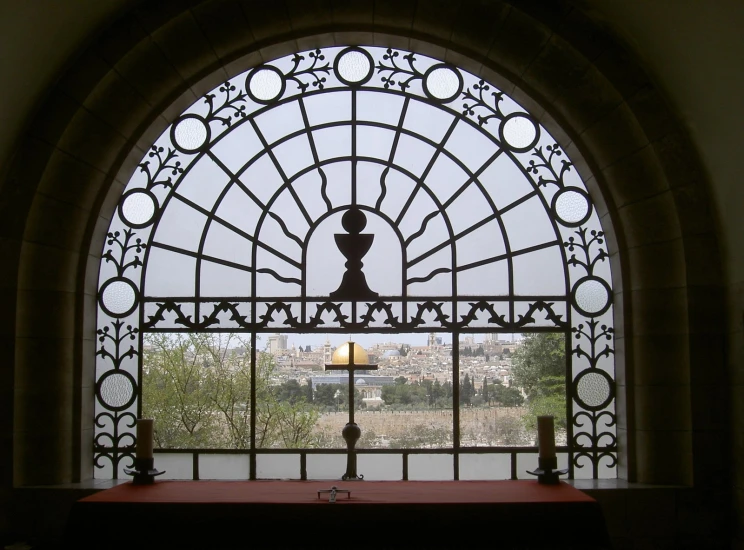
xmin=0 ymin=1 xmax=742 ymax=548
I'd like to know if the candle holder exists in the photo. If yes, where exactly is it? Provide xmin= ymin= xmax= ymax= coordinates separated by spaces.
xmin=124 ymin=457 xmax=165 ymax=485
xmin=526 ymin=456 xmax=568 ymax=485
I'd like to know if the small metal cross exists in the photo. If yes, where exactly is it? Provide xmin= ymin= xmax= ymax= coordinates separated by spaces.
xmin=317 ymin=485 xmax=351 ymax=503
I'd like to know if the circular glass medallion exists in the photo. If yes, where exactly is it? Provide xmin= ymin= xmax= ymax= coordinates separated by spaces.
xmin=572 ymin=276 xmax=611 ymax=317
xmin=171 ymin=115 xmax=210 ymax=153
xmin=423 ymin=64 xmax=463 ymax=102
xmin=574 ymin=370 xmax=613 ymax=410
xmin=119 ymin=189 xmax=157 ymax=228
xmin=246 ymin=66 xmax=285 ymax=103
xmin=499 ymin=113 xmax=539 ymax=152
xmin=97 ymin=371 xmax=136 ymax=411
xmin=552 ymin=187 xmax=591 ymax=227
xmin=99 ymin=278 xmax=139 ymax=317
xmin=335 ymin=47 xmax=373 ymax=86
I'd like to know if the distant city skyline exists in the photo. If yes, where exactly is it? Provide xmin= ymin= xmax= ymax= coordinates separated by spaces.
xmin=259 ymin=332 xmax=522 ymax=352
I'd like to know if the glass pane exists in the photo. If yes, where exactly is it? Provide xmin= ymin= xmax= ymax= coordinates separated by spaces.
xmin=306 ymin=454 xmax=346 ymax=480
xmin=408 ymin=454 xmax=453 ymax=480
xmin=256 ymin=454 xmax=301 ymax=479
xmin=142 ymin=333 xmax=252 ymax=450
xmin=458 ymin=333 xmax=530 ymax=447
xmin=199 ymin=454 xmax=250 ymax=480
xmin=357 ymin=454 xmax=403 ymax=480
xmin=154 ymin=452 xmax=193 ymax=480
xmin=263 ymin=332 xmax=454 ymax=450
xmin=459 ymin=453 xmax=511 ymax=480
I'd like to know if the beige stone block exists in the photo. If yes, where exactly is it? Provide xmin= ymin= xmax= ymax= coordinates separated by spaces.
xmin=36 ymin=149 xmax=107 ymax=212
xmin=615 ymin=382 xmax=629 ymax=430
xmin=690 ymin=385 xmax=729 ymax=432
xmin=373 ymin=0 xmax=417 ymax=30
xmin=632 ymin=333 xmax=690 ymax=386
xmin=634 ymin=385 xmax=692 ymax=432
xmin=451 ymin=2 xmax=509 ymax=59
xmin=630 ymin=287 xmax=689 ymax=336
xmin=444 ymin=48 xmax=482 ymax=76
xmin=190 ymin=65 xmax=231 ymax=102
xmin=602 ymin=145 xmax=670 ymax=209
xmin=626 ymin=240 xmax=686 ymax=291
xmin=113 ymin=37 xmax=186 ymax=112
xmin=523 ymin=35 xmax=591 ymax=105
xmin=412 ymin=0 xmax=460 ymax=43
xmin=689 ymin=332 xmax=727 ymax=387
xmin=611 ymin=289 xmax=626 ymax=339
xmin=372 ymin=33 xmax=410 ymax=51
xmin=615 ymin=426 xmax=631 ymax=480
xmin=691 ymin=430 xmax=730 ymax=488
xmin=671 ymin=184 xmax=718 ymax=237
xmin=286 ymin=0 xmax=334 ymax=32
xmin=592 ymin=44 xmax=650 ymax=100
xmin=83 ymin=69 xmax=152 ymax=141
xmin=259 ymin=41 xmax=300 ymax=66
xmin=57 ymin=48 xmax=113 ymax=106
xmin=613 ymin=336 xmax=628 ymax=386
xmin=55 ymin=107 xmax=129 ymax=174
xmin=81 ymin=337 xmax=97 ymax=390
xmin=624 ymin=85 xmax=679 ymax=145
xmin=27 ymin=93 xmax=82 ymax=147
xmin=191 ymin=0 xmax=255 ymax=60
xmin=0 ymin=140 xmax=54 ymax=239
xmin=150 ymin=10 xmax=222 ymax=84
xmin=634 ymin=429 xmax=692 ymax=485
xmin=16 ymin=289 xmax=76 ymax=340
xmin=80 ymin=428 xmax=95 ymax=481
xmin=590 ymin=489 xmax=629 ymax=538
xmin=563 ymin=141 xmax=594 ymax=192
xmin=14 ymin=430 xmax=74 ymax=486
xmin=486 ymin=7 xmax=551 ymax=81
xmin=476 ymin=64 xmax=516 ymax=97
xmin=687 ymin=284 xmax=726 ymax=335
xmin=23 ymin=193 xmax=90 ymax=253
xmin=236 ymin=0 xmax=293 ymax=43
xmin=223 ymin=50 xmax=264 ymax=81
xmin=581 ymin=101 xmax=649 ymax=171
xmin=14 ymin=337 xmax=75 ymax=390
xmin=295 ymin=33 xmax=334 ymax=53
xmin=18 ymin=243 xmax=80 ymax=293
xmin=84 ymin=253 xmax=102 ymax=298
xmin=617 ymin=192 xmax=682 ymax=248
xmin=651 ymin=131 xmax=705 ymax=191
xmin=331 ymin=0 xmax=373 ymax=25
xmin=333 ymin=31 xmax=375 ymax=48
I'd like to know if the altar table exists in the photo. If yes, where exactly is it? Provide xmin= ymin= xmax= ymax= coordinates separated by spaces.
xmin=63 ymin=480 xmax=611 ymax=549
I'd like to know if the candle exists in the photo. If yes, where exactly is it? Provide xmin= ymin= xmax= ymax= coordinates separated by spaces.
xmin=136 ymin=418 xmax=154 ymax=459
xmin=537 ymin=415 xmax=556 ymax=459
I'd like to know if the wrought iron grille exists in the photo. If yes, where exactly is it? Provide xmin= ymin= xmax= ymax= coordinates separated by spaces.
xmin=95 ymin=46 xmax=616 ymax=480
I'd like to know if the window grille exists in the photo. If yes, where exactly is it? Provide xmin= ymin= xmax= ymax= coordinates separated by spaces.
xmin=95 ymin=46 xmax=616 ymax=480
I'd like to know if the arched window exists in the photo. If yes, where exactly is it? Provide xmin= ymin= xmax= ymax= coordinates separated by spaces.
xmin=95 ymin=45 xmax=616 ymax=480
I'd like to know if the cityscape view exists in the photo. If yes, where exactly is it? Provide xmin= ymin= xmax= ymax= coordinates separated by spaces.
xmin=142 ymin=331 xmax=567 ymax=452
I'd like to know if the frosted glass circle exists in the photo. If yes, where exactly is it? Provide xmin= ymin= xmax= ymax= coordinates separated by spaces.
xmin=501 ymin=114 xmax=538 ymax=150
xmin=425 ymin=67 xmax=460 ymax=100
xmin=102 ymin=280 xmax=137 ymax=315
xmin=337 ymin=50 xmax=371 ymax=83
xmin=574 ymin=278 xmax=609 ymax=315
xmin=249 ymin=68 xmax=283 ymax=101
xmin=173 ymin=117 xmax=208 ymax=151
xmin=121 ymin=190 xmax=156 ymax=227
xmin=99 ymin=372 xmax=134 ymax=409
xmin=577 ymin=371 xmax=611 ymax=408
xmin=555 ymin=188 xmax=590 ymax=224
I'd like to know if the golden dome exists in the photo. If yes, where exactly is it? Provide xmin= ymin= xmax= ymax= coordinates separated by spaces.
xmin=330 ymin=342 xmax=370 ymax=366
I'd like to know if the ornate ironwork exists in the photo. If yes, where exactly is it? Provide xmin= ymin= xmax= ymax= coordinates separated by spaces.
xmin=95 ymin=45 xmax=617 ymax=480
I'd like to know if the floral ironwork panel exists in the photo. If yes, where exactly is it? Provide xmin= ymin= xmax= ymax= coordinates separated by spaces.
xmin=95 ymin=46 xmax=616 ymax=479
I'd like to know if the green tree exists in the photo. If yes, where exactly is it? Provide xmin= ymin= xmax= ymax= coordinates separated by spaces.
xmin=142 ymin=333 xmax=318 ymax=449
xmin=510 ymin=333 xmax=566 ymax=428
xmin=482 ymin=376 xmax=490 ymax=404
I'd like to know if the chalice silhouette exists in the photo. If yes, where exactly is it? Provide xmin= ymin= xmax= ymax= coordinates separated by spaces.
xmin=330 ymin=207 xmax=378 ymax=300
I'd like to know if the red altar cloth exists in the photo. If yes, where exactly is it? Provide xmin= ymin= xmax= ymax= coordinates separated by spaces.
xmin=64 ymin=480 xmax=610 ymax=549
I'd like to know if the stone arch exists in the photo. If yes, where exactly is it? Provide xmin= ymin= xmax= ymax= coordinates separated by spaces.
xmin=7 ymin=0 xmax=722 ymax=488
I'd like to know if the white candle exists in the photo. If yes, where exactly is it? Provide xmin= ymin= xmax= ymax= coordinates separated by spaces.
xmin=537 ymin=415 xmax=556 ymax=459
xmin=136 ymin=418 xmax=154 ymax=459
